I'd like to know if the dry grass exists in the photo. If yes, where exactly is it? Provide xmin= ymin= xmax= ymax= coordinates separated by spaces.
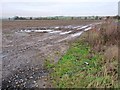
xmin=87 ymin=30 xmax=100 ymax=45
xmin=80 ymin=18 xmax=119 ymax=88
xmin=83 ymin=18 xmax=118 ymax=51
xmin=104 ymin=45 xmax=118 ymax=62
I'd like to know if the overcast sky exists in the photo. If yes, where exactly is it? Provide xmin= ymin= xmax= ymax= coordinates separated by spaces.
xmin=1 ymin=0 xmax=119 ymax=18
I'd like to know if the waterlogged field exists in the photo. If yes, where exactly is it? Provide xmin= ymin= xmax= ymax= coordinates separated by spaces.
xmin=2 ymin=19 xmax=118 ymax=88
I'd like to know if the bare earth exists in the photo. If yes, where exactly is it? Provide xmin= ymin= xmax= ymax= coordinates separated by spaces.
xmin=2 ymin=20 xmax=101 ymax=88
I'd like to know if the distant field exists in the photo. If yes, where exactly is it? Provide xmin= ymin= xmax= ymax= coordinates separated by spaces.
xmin=2 ymin=20 xmax=101 ymax=31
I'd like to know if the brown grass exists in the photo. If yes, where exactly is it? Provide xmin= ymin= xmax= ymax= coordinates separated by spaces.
xmin=80 ymin=18 xmax=119 ymax=88
xmin=100 ymin=20 xmax=118 ymax=45
xmin=83 ymin=18 xmax=118 ymax=51
xmin=104 ymin=45 xmax=118 ymax=62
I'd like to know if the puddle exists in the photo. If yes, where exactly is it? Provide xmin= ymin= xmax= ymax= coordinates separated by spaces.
xmin=60 ymin=31 xmax=72 ymax=35
xmin=34 ymin=30 xmax=53 ymax=33
xmin=73 ymin=26 xmax=82 ymax=29
xmin=18 ymin=22 xmax=102 ymax=37
xmin=57 ymin=31 xmax=84 ymax=42
xmin=20 ymin=30 xmax=31 ymax=33
xmin=77 ymin=25 xmax=89 ymax=30
xmin=49 ymin=31 xmax=61 ymax=34
xmin=54 ymin=26 xmax=59 ymax=29
xmin=71 ymin=31 xmax=83 ymax=37
xmin=20 ymin=29 xmax=53 ymax=33
xmin=84 ymin=27 xmax=92 ymax=31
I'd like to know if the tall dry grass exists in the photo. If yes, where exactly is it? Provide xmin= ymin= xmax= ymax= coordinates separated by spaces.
xmin=81 ymin=18 xmax=119 ymax=88
xmin=100 ymin=19 xmax=118 ymax=45
xmin=85 ymin=18 xmax=118 ymax=51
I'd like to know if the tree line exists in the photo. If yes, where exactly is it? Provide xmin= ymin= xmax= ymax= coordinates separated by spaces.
xmin=8 ymin=16 xmax=120 ymax=20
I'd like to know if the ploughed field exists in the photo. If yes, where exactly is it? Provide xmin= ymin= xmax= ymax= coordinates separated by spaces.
xmin=2 ymin=20 xmax=101 ymax=88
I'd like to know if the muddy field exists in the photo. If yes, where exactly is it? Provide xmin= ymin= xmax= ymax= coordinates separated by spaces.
xmin=2 ymin=20 xmax=101 ymax=89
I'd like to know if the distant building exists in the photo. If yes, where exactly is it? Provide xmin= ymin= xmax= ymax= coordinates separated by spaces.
xmin=118 ymin=1 xmax=120 ymax=16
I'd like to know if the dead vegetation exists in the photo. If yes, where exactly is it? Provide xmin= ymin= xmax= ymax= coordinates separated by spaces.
xmin=80 ymin=18 xmax=119 ymax=88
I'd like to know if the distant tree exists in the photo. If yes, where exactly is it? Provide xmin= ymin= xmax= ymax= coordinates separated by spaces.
xmin=30 ymin=17 xmax=32 ymax=20
xmin=71 ymin=17 xmax=74 ymax=20
xmin=113 ymin=15 xmax=120 ymax=20
xmin=14 ymin=16 xmax=19 ymax=20
xmin=118 ymin=16 xmax=120 ymax=20
xmin=13 ymin=16 xmax=28 ymax=20
xmin=95 ymin=16 xmax=99 ymax=20
xmin=84 ymin=17 xmax=87 ymax=20
xmin=19 ymin=17 xmax=27 ymax=20
xmin=55 ymin=17 xmax=59 ymax=20
xmin=99 ymin=17 xmax=102 ymax=20
xmin=8 ymin=18 xmax=10 ymax=20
